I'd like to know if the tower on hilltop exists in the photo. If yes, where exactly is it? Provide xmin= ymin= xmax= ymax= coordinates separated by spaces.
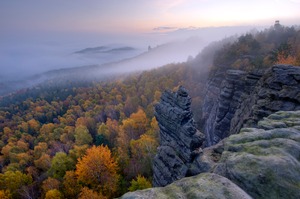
xmin=274 ymin=20 xmax=281 ymax=30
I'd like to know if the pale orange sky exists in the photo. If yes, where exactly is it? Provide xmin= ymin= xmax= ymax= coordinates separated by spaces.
xmin=1 ymin=0 xmax=300 ymax=33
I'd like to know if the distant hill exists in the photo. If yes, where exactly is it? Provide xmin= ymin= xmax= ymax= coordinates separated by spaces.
xmin=74 ymin=46 xmax=136 ymax=54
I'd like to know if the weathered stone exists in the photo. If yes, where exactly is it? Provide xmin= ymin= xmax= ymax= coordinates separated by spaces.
xmin=153 ymin=86 xmax=205 ymax=187
xmin=152 ymin=146 xmax=188 ymax=187
xmin=120 ymin=173 xmax=252 ymax=199
xmin=214 ymin=111 xmax=300 ymax=199
xmin=188 ymin=140 xmax=224 ymax=176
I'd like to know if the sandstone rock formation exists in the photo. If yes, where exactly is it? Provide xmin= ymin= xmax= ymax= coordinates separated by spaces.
xmin=121 ymin=111 xmax=300 ymax=199
xmin=152 ymin=86 xmax=205 ymax=187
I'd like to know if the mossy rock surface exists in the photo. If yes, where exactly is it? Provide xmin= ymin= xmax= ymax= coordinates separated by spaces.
xmin=119 ymin=173 xmax=251 ymax=199
xmin=214 ymin=111 xmax=300 ymax=199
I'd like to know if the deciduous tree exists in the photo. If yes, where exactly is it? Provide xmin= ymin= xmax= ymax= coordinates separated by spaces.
xmin=48 ymin=152 xmax=74 ymax=179
xmin=0 ymin=171 xmax=32 ymax=198
xmin=74 ymin=126 xmax=93 ymax=146
xmin=62 ymin=171 xmax=81 ymax=199
xmin=78 ymin=187 xmax=107 ymax=199
xmin=128 ymin=175 xmax=152 ymax=192
xmin=76 ymin=145 xmax=119 ymax=197
xmin=45 ymin=189 xmax=63 ymax=199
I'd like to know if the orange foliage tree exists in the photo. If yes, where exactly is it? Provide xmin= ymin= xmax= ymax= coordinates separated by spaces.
xmin=75 ymin=145 xmax=119 ymax=198
xmin=275 ymin=51 xmax=297 ymax=65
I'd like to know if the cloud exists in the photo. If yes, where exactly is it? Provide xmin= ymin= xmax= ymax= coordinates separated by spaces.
xmin=153 ymin=26 xmax=178 ymax=31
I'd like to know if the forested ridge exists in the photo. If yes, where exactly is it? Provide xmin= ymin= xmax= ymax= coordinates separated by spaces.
xmin=0 ymin=24 xmax=299 ymax=198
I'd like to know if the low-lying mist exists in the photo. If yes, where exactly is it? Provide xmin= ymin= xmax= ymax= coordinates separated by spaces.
xmin=0 ymin=25 xmax=263 ymax=96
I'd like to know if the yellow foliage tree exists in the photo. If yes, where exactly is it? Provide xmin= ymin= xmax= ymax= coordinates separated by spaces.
xmin=75 ymin=145 xmax=119 ymax=197
xmin=45 ymin=189 xmax=63 ymax=199
xmin=128 ymin=175 xmax=152 ymax=192
xmin=127 ymin=134 xmax=158 ymax=178
xmin=0 ymin=171 xmax=32 ymax=198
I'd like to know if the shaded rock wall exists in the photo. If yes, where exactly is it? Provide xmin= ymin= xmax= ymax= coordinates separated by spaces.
xmin=152 ymin=86 xmax=204 ymax=187
xmin=202 ymin=65 xmax=300 ymax=146
xmin=202 ymin=69 xmax=262 ymax=146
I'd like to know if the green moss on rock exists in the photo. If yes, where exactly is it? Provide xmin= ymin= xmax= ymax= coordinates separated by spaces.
xmin=119 ymin=173 xmax=251 ymax=199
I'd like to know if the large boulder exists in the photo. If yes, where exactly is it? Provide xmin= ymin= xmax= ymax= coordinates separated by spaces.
xmin=120 ymin=173 xmax=252 ymax=199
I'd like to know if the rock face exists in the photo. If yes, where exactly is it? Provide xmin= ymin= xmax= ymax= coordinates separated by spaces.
xmin=121 ymin=111 xmax=300 ymax=199
xmin=202 ymin=65 xmax=300 ymax=146
xmin=120 ymin=173 xmax=252 ymax=199
xmin=152 ymin=86 xmax=205 ymax=187
xmin=230 ymin=65 xmax=300 ymax=134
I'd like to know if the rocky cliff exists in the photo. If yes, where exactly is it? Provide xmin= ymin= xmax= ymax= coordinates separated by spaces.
xmin=150 ymin=64 xmax=299 ymax=192
xmin=121 ymin=110 xmax=300 ymax=199
xmin=202 ymin=65 xmax=300 ymax=146
xmin=152 ymin=86 xmax=205 ymax=187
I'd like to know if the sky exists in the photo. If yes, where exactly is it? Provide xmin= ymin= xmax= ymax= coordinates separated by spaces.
xmin=0 ymin=0 xmax=300 ymax=82
xmin=1 ymin=0 xmax=300 ymax=34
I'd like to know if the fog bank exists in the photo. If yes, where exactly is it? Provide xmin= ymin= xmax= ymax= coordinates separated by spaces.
xmin=0 ymin=25 xmax=265 ymax=96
